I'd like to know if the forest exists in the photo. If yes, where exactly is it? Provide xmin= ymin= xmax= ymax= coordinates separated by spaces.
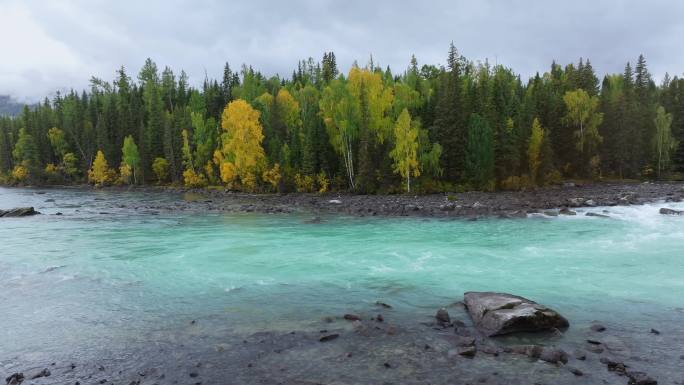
xmin=1 ymin=44 xmax=683 ymax=193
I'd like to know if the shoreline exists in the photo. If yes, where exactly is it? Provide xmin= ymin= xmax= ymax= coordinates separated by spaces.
xmin=3 ymin=299 xmax=679 ymax=385
xmin=6 ymin=181 xmax=684 ymax=219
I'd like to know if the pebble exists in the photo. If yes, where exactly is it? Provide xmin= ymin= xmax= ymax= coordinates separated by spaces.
xmin=457 ymin=346 xmax=477 ymax=358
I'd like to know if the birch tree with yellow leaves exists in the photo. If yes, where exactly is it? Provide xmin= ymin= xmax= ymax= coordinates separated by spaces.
xmin=390 ymin=109 xmax=420 ymax=193
xmin=217 ymin=99 xmax=266 ymax=190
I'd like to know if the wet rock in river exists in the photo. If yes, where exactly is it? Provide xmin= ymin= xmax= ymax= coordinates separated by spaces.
xmin=5 ymin=373 xmax=24 ymax=385
xmin=28 ymin=369 xmax=50 ymax=380
xmin=435 ymin=308 xmax=450 ymax=325
xmin=659 ymin=208 xmax=682 ymax=215
xmin=586 ymin=212 xmax=610 ymax=218
xmin=626 ymin=371 xmax=657 ymax=385
xmin=463 ymin=292 xmax=569 ymax=337
xmin=343 ymin=314 xmax=361 ymax=321
xmin=0 ymin=207 xmax=39 ymax=217
xmin=456 ymin=345 xmax=476 ymax=358
xmin=319 ymin=333 xmax=339 ymax=342
xmin=375 ymin=301 xmax=392 ymax=309
xmin=600 ymin=357 xmax=628 ymax=373
xmin=499 ymin=210 xmax=527 ymax=219
xmin=559 ymin=207 xmax=577 ymax=215
xmin=539 ymin=347 xmax=569 ymax=364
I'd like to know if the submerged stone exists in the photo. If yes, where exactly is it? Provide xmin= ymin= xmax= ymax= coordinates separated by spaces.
xmin=590 ymin=323 xmax=606 ymax=332
xmin=343 ymin=314 xmax=361 ymax=321
xmin=319 ymin=333 xmax=339 ymax=342
xmin=463 ymin=292 xmax=569 ymax=337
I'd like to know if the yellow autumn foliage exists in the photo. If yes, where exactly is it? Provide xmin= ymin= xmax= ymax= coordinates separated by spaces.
xmin=88 ymin=150 xmax=115 ymax=186
xmin=183 ymin=168 xmax=207 ymax=188
xmin=316 ymin=171 xmax=329 ymax=193
xmin=262 ymin=163 xmax=282 ymax=191
xmin=11 ymin=165 xmax=28 ymax=183
xmin=218 ymin=99 xmax=266 ymax=190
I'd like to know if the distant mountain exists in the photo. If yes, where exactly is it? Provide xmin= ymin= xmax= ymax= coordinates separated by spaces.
xmin=0 ymin=95 xmax=25 ymax=117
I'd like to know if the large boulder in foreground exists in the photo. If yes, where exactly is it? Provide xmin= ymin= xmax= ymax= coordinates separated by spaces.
xmin=0 ymin=207 xmax=40 ymax=217
xmin=464 ymin=292 xmax=569 ymax=337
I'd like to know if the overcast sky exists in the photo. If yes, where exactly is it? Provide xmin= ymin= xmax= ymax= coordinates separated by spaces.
xmin=2 ymin=0 xmax=683 ymax=101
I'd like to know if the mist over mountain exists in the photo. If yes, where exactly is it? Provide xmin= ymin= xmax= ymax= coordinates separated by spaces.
xmin=0 ymin=95 xmax=24 ymax=116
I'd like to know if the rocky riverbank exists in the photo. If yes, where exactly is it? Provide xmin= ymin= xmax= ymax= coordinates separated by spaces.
xmin=4 ymin=292 xmax=678 ymax=385
xmin=45 ymin=181 xmax=684 ymax=219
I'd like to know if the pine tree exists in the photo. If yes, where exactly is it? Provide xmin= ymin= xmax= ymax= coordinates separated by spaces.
xmin=465 ymin=113 xmax=495 ymax=189
xmin=432 ymin=43 xmax=465 ymax=181
xmin=12 ymin=127 xmax=39 ymax=169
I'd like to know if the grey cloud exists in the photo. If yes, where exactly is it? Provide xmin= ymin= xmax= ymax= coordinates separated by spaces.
xmin=2 ymin=0 xmax=683 ymax=101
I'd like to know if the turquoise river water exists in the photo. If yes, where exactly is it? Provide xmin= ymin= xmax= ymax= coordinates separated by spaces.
xmin=1 ymin=186 xmax=683 ymax=381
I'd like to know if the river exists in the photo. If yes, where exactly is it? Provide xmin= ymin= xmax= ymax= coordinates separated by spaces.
xmin=1 ymin=186 xmax=682 ymax=384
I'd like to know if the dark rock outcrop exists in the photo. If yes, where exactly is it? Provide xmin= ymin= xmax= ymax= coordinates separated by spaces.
xmin=463 ymin=292 xmax=569 ymax=337
xmin=659 ymin=208 xmax=682 ymax=215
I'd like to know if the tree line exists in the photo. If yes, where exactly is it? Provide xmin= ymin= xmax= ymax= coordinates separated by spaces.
xmin=1 ymin=45 xmax=683 ymax=193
